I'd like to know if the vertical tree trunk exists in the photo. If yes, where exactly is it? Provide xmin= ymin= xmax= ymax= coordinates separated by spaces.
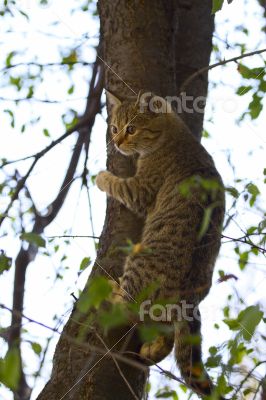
xmin=175 ymin=0 xmax=214 ymax=140
xmin=37 ymin=1 xmax=214 ymax=399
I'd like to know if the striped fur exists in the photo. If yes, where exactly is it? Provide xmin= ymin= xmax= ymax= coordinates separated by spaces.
xmin=96 ymin=93 xmax=225 ymax=398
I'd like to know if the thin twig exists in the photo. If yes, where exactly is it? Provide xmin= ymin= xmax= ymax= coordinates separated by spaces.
xmin=0 ymin=117 xmax=94 ymax=228
xmin=0 ymin=157 xmax=38 ymax=227
xmin=0 ymin=95 xmax=87 ymax=103
xmin=1 ymin=60 xmax=92 ymax=72
xmin=1 ymin=116 xmax=94 ymax=167
xmin=180 ymin=47 xmax=266 ymax=93
xmin=0 ymin=303 xmax=61 ymax=334
xmin=233 ymin=360 xmax=266 ymax=398
xmin=221 ymin=234 xmax=266 ymax=254
xmin=46 ymin=235 xmax=100 ymax=239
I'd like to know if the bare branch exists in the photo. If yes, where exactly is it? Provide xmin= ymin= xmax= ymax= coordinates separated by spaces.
xmin=180 ymin=47 xmax=266 ymax=93
xmin=0 ymin=95 xmax=87 ymax=103
xmin=6 ymin=55 xmax=104 ymax=399
xmin=0 ymin=115 xmax=98 ymax=228
xmin=0 ymin=157 xmax=39 ymax=227
xmin=0 ymin=303 xmax=61 ymax=334
xmin=1 ymin=60 xmax=93 ymax=72
xmin=222 ymin=234 xmax=266 ymax=254
xmin=46 ymin=235 xmax=100 ymax=239
xmin=1 ymin=116 xmax=96 ymax=167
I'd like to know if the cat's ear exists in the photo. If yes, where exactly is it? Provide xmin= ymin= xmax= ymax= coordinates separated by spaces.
xmin=105 ymin=90 xmax=122 ymax=109
xmin=137 ymin=91 xmax=172 ymax=114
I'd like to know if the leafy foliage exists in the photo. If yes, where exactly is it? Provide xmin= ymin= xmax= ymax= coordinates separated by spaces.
xmin=212 ymin=0 xmax=235 ymax=14
xmin=20 ymin=233 xmax=46 ymax=248
xmin=0 ymin=251 xmax=12 ymax=274
xmin=0 ymin=348 xmax=20 ymax=390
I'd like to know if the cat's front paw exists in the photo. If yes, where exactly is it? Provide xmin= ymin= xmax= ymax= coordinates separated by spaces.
xmin=96 ymin=170 xmax=112 ymax=192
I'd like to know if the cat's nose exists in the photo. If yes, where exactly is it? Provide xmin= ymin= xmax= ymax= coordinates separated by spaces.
xmin=116 ymin=136 xmax=124 ymax=147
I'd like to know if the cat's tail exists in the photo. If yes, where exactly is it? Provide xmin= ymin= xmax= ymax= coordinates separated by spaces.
xmin=174 ymin=314 xmax=225 ymax=399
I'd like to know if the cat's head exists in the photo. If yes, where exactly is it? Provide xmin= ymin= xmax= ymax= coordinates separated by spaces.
xmin=106 ymin=90 xmax=176 ymax=156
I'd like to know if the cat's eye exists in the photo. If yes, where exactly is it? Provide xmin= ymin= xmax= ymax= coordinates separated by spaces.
xmin=110 ymin=125 xmax=118 ymax=134
xmin=126 ymin=125 xmax=136 ymax=134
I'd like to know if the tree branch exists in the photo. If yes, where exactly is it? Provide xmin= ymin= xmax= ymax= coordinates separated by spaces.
xmin=1 ymin=116 xmax=96 ymax=168
xmin=180 ymin=47 xmax=266 ymax=94
xmin=221 ymin=234 xmax=266 ymax=254
xmin=46 ymin=235 xmax=100 ymax=239
xmin=0 ymin=111 xmax=99 ymax=228
xmin=6 ymin=56 xmax=104 ymax=400
xmin=1 ymin=60 xmax=93 ymax=72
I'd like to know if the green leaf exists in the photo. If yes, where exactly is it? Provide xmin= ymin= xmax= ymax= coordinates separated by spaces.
xmin=223 ymin=306 xmax=230 ymax=318
xmin=248 ymin=93 xmax=263 ymax=120
xmin=223 ymin=318 xmax=240 ymax=331
xmin=20 ymin=233 xmax=46 ymax=248
xmin=0 ymin=253 xmax=12 ymax=274
xmin=9 ymin=76 xmax=22 ymax=91
xmin=91 ymin=175 xmax=96 ymax=184
xmin=62 ymin=50 xmax=78 ymax=71
xmin=26 ymin=85 xmax=34 ymax=99
xmin=228 ymin=341 xmax=248 ymax=365
xmin=206 ymin=354 xmax=222 ymax=368
xmin=30 ymin=342 xmax=42 ymax=356
xmin=198 ymin=206 xmax=212 ymax=240
xmin=236 ymin=85 xmax=252 ymax=96
xmin=79 ymin=257 xmax=91 ymax=272
xmin=239 ymin=250 xmax=249 ymax=270
xmin=238 ymin=64 xmax=265 ymax=80
xmin=156 ymin=387 xmax=179 ymax=399
xmin=6 ymin=51 xmax=16 ymax=67
xmin=226 ymin=186 xmax=239 ymax=199
xmin=209 ymin=346 xmax=218 ymax=355
xmin=217 ymin=374 xmax=233 ymax=395
xmin=98 ymin=305 xmax=126 ymax=331
xmin=224 ymin=306 xmax=263 ymax=342
xmin=0 ymin=348 xmax=20 ymax=390
xmin=259 ymin=80 xmax=266 ymax=92
xmin=246 ymin=182 xmax=260 ymax=206
xmin=4 ymin=109 xmax=15 ymax=128
xmin=77 ymin=276 xmax=112 ymax=312
xmin=67 ymin=84 xmax=74 ymax=94
xmin=212 ymin=0 xmax=224 ymax=13
xmin=202 ymin=129 xmax=210 ymax=138
xmin=43 ymin=128 xmax=50 ymax=137
xmin=238 ymin=305 xmax=263 ymax=341
xmin=247 ymin=226 xmax=257 ymax=235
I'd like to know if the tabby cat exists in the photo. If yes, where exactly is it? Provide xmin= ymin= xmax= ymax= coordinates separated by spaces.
xmin=96 ymin=91 xmax=225 ymax=398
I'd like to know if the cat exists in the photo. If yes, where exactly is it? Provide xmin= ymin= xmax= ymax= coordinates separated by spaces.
xmin=96 ymin=90 xmax=225 ymax=398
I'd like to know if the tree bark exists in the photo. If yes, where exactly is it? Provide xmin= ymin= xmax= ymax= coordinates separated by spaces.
xmin=37 ymin=1 xmax=214 ymax=399
xmin=175 ymin=0 xmax=214 ymax=140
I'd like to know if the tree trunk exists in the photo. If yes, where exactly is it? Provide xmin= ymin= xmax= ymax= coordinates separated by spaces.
xmin=37 ymin=1 xmax=214 ymax=399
